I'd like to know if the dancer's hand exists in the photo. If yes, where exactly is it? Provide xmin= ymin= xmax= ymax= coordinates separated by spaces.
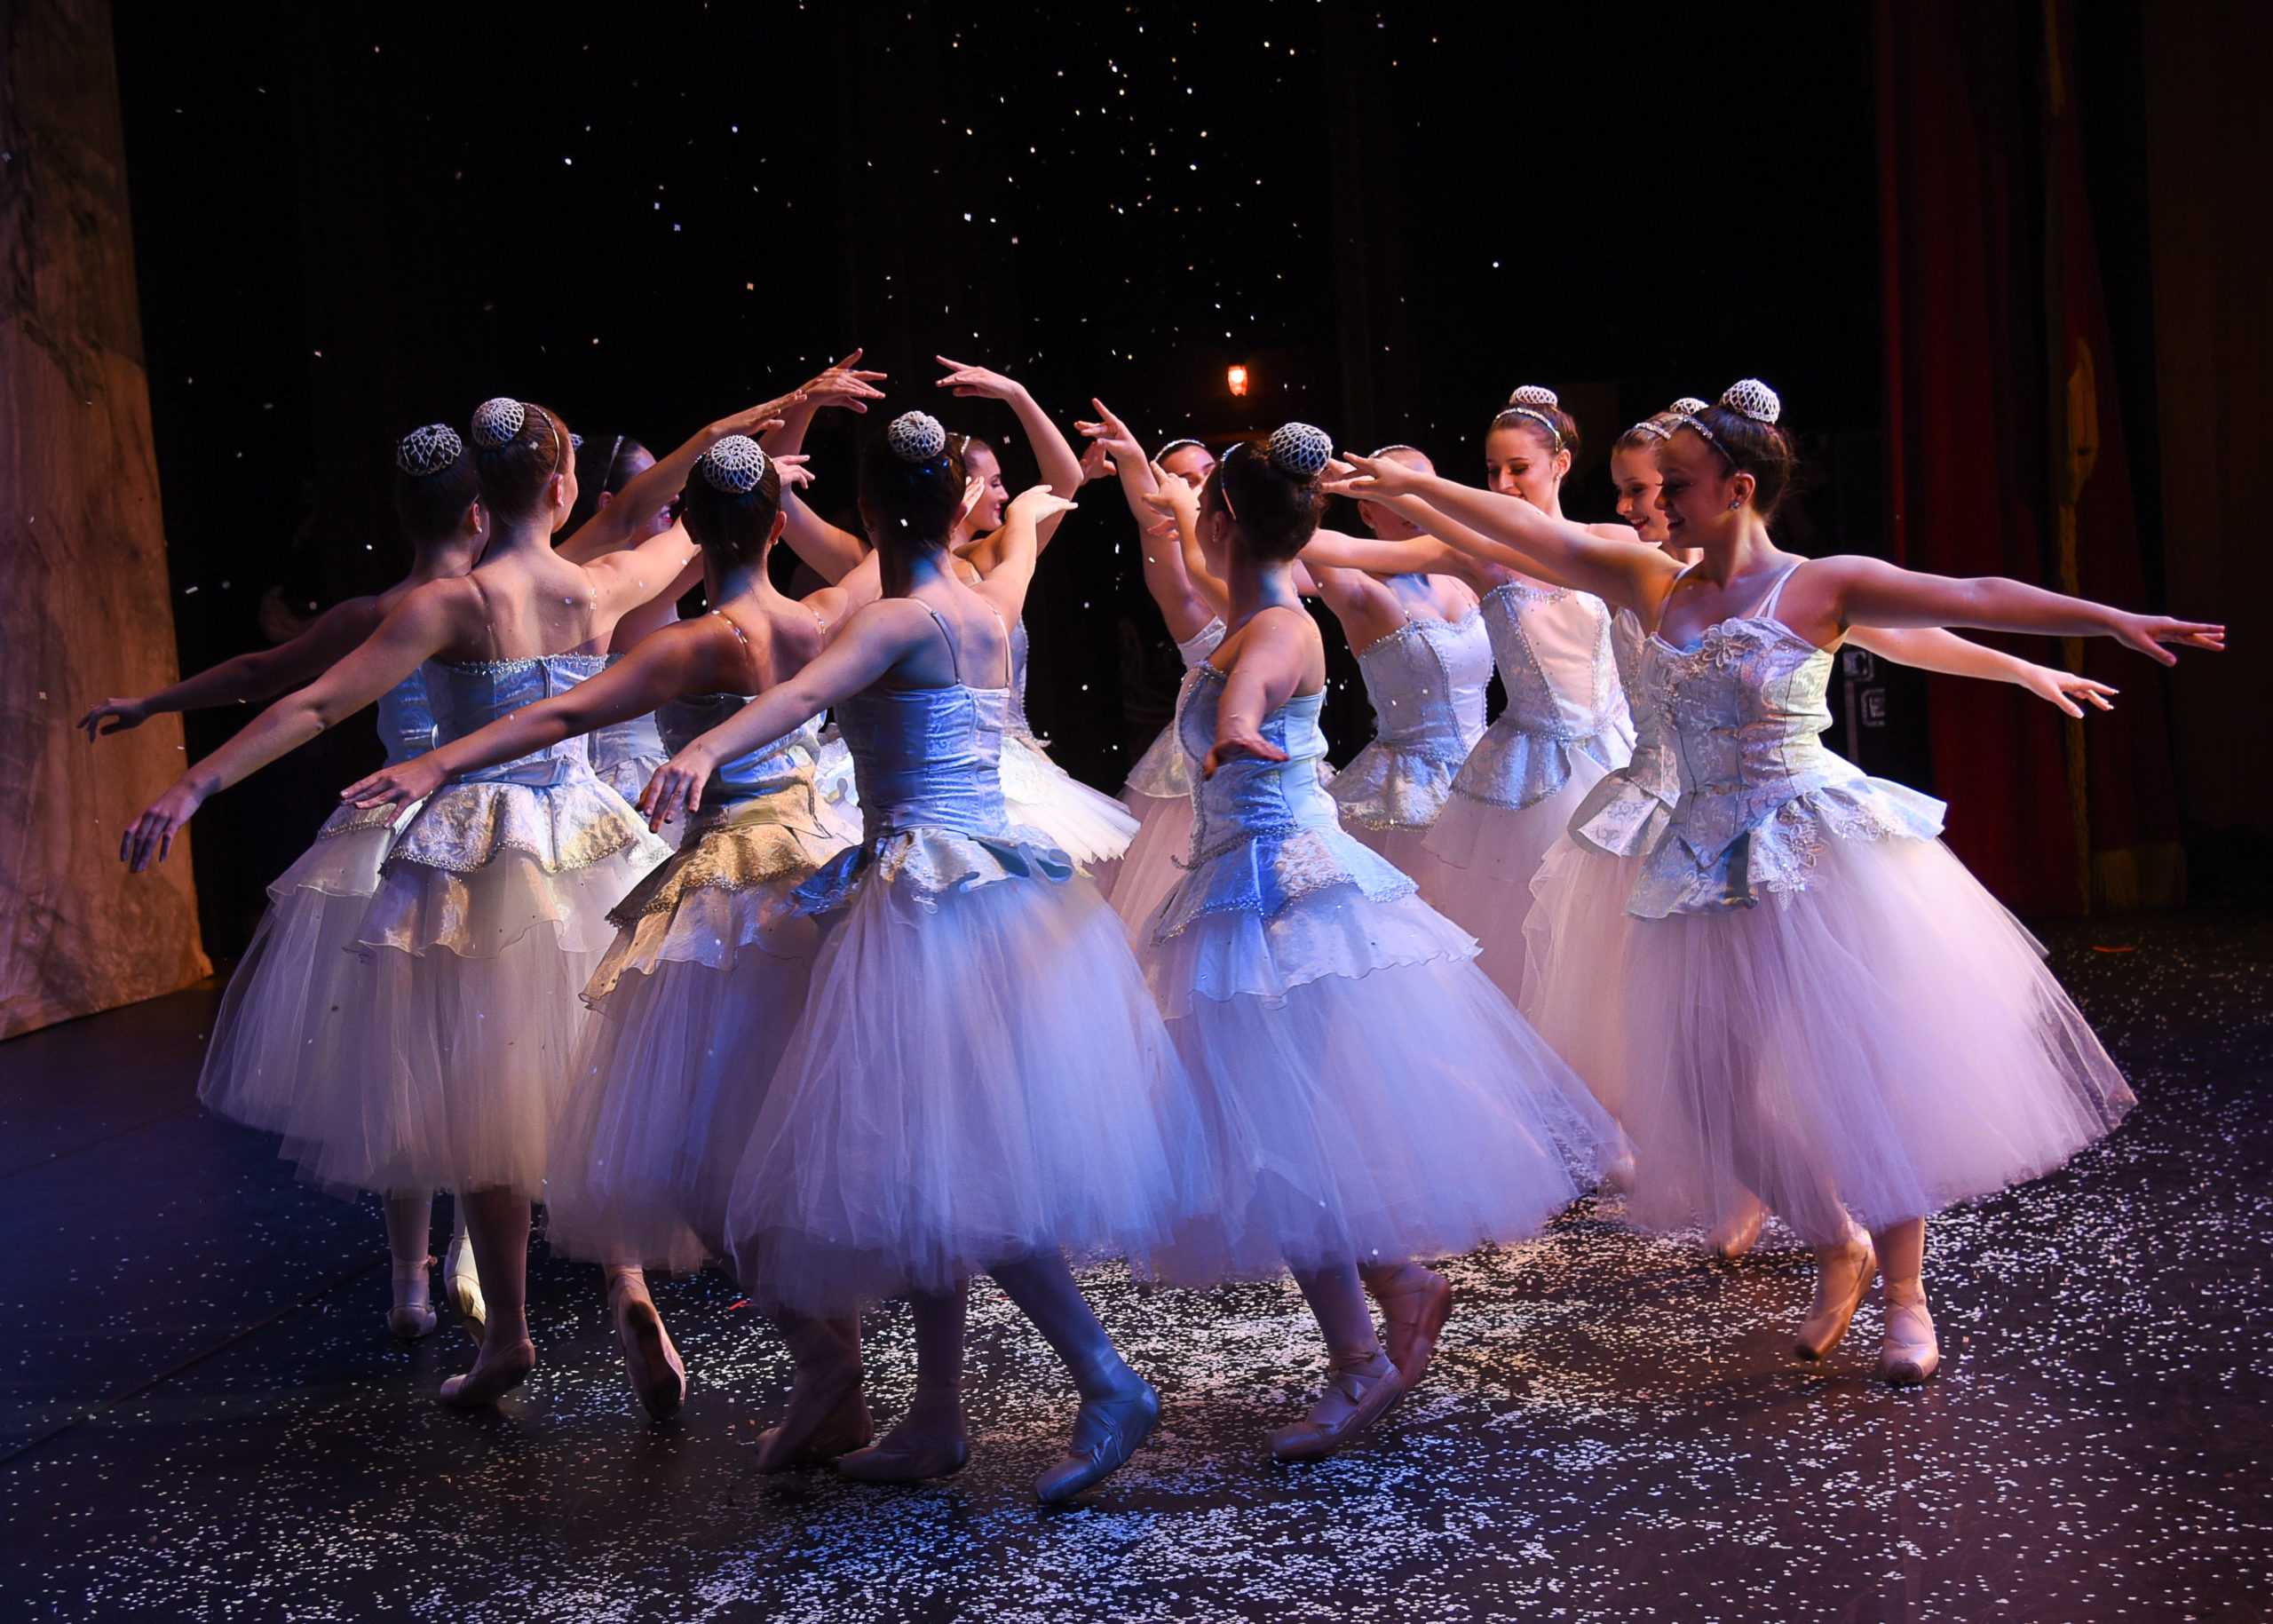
xmin=772 ymin=452 xmax=815 ymax=492
xmin=1005 ymin=487 xmax=1078 ymax=528
xmin=957 ymin=476 xmax=987 ymax=527
xmin=120 ymin=781 xmax=205 ymax=872
xmin=1077 ymin=439 xmax=1116 ymax=486
xmin=797 ymin=349 xmax=889 ymax=414
xmin=2014 ymin=665 xmax=2118 ymax=718
xmin=1202 ymin=722 xmax=1287 ymax=780
xmin=342 ymin=754 xmax=447 ymax=810
xmin=639 ymin=746 xmax=717 ymax=830
xmin=934 ymin=355 xmax=1027 ymax=404
xmin=1139 ymin=465 xmax=1198 ymax=523
xmin=1074 ymin=398 xmax=1146 ymax=466
xmin=2107 ymin=613 xmax=2224 ymax=665
xmin=1319 ymin=449 xmax=1424 ymax=501
xmin=79 ymin=696 xmax=151 ymax=741
xmin=710 ymin=389 xmax=808 ymax=442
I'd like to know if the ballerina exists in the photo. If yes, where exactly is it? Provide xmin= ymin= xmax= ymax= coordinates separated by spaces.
xmin=111 ymin=424 xmax=489 ymax=1340
xmin=343 ymin=436 xmax=872 ymax=1423
xmin=1327 ymin=380 xmax=2220 ymax=1384
xmin=122 ymin=389 xmax=798 ymax=1405
xmin=645 ymin=413 xmax=1210 ymax=1502
xmin=767 ymin=354 xmax=1139 ymax=865
xmin=1135 ymin=424 xmax=1613 ymax=1461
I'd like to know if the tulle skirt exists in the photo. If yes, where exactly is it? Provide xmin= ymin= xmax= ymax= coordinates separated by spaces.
xmin=1547 ymin=830 xmax=2134 ymax=1245
xmin=1103 ymin=788 xmax=1199 ymax=943
xmin=726 ymin=860 xmax=1216 ymax=1316
xmin=1422 ymin=758 xmax=1614 ymax=994
xmin=1140 ymin=883 xmax=1614 ymax=1283
xmin=197 ymin=808 xmax=402 ymax=1137
xmin=274 ymin=785 xmax=667 ymax=1201
xmin=998 ymin=733 xmax=1140 ymax=865
xmin=545 ymin=823 xmax=834 ymax=1272
xmin=1519 ymin=838 xmax=1651 ymax=1121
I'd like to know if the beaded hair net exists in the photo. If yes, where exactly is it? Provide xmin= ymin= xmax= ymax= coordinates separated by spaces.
xmin=1268 ymin=422 xmax=1334 ymax=478
xmin=700 ymin=435 xmax=768 ymax=495
xmin=396 ymin=424 xmax=464 ymax=477
xmin=1719 ymin=378 xmax=1782 ymax=424
xmin=1668 ymin=397 xmax=1710 ymax=416
xmin=471 ymin=397 xmax=527 ymax=449
xmin=1498 ymin=384 xmax=1564 ymax=449
xmin=888 ymin=410 xmax=948 ymax=464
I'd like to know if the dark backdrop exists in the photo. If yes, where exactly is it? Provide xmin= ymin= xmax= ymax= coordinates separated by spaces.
xmin=110 ymin=3 xmax=2187 ymax=955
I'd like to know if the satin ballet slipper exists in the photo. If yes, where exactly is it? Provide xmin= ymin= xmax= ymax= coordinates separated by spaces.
xmin=755 ymin=1324 xmax=868 ymax=1472
xmin=611 ymin=1276 xmax=686 ymax=1422
xmin=1794 ymin=1227 xmax=1876 ymax=1363
xmin=387 ymin=1258 xmax=437 ymax=1342
xmin=1709 ymin=1193 xmax=1767 ymax=1261
xmin=438 ymin=1335 xmax=537 ymax=1408
xmin=1878 ymin=1291 xmax=1941 ymax=1387
xmin=1268 ymin=1352 xmax=1407 ymax=1463
xmin=1363 ymin=1264 xmax=1453 ymax=1387
xmin=444 ymin=1224 xmax=486 ymax=1346
xmin=836 ymin=1388 xmax=970 ymax=1484
xmin=1034 ymin=1374 xmax=1160 ymax=1505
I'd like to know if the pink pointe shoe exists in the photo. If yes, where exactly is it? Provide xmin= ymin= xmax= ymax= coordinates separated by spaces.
xmin=1034 ymin=1374 xmax=1160 ymax=1504
xmin=387 ymin=1257 xmax=437 ymax=1342
xmin=612 ymin=1276 xmax=686 ymax=1422
xmin=1794 ymin=1226 xmax=1877 ymax=1363
xmin=1710 ymin=1194 xmax=1767 ymax=1261
xmin=1878 ymin=1291 xmax=1941 ymax=1387
xmin=835 ymin=1390 xmax=971 ymax=1485
xmin=1268 ymin=1351 xmax=1407 ymax=1463
xmin=755 ymin=1339 xmax=870 ymax=1472
xmin=1364 ymin=1265 xmax=1454 ymax=1387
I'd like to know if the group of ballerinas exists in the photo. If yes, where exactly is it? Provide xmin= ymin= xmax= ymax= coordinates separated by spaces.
xmin=89 ymin=351 xmax=2222 ymax=1504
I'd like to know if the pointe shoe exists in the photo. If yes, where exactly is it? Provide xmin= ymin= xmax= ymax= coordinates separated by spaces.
xmin=438 ymin=1337 xmax=537 ymax=1408
xmin=1602 ymin=1148 xmax=1638 ymax=1194
xmin=1268 ymin=1352 xmax=1407 ymax=1463
xmin=444 ymin=1227 xmax=486 ymax=1345
xmin=754 ymin=1351 xmax=868 ymax=1472
xmin=1709 ymin=1196 xmax=1767 ymax=1261
xmin=387 ymin=1260 xmax=437 ymax=1342
xmin=613 ymin=1282 xmax=687 ymax=1422
xmin=1878 ymin=1294 xmax=1941 ymax=1387
xmin=1366 ymin=1267 xmax=1454 ymax=1387
xmin=1794 ymin=1228 xmax=1877 ymax=1363
xmin=1034 ymin=1375 xmax=1160 ymax=1505
xmin=835 ymin=1406 xmax=971 ymax=1484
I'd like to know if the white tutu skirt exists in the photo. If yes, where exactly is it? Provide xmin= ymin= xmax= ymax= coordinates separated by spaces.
xmin=726 ymin=835 xmax=1216 ymax=1317
xmin=546 ymin=806 xmax=844 ymax=1273
xmin=1101 ymin=788 xmax=1198 ymax=941
xmin=998 ymin=733 xmax=1139 ymax=866
xmin=1561 ymin=830 xmax=2134 ymax=1245
xmin=274 ymin=780 xmax=668 ymax=1200
xmin=197 ymin=805 xmax=405 ymax=1137
xmin=1422 ymin=757 xmax=1612 ymax=994
xmin=1142 ymin=882 xmax=1612 ymax=1282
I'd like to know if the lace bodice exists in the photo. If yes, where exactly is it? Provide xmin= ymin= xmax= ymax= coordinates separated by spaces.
xmin=1479 ymin=580 xmax=1628 ymax=741
xmin=587 ymin=653 xmax=667 ymax=773
xmin=1003 ymin=615 xmax=1036 ymax=741
xmin=1353 ymin=612 xmax=1492 ymax=761
xmin=657 ymin=698 xmax=825 ymax=807
xmin=429 ymin=655 xmax=611 ymax=786
xmin=1124 ymin=619 xmax=1229 ymax=798
xmin=375 ymin=667 xmax=439 ymax=767
xmin=835 ymin=682 xmax=1013 ymax=844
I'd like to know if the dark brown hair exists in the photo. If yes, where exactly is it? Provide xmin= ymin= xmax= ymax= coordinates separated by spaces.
xmin=859 ymin=427 xmax=970 ymax=556
xmin=1685 ymin=405 xmax=1799 ymax=519
xmin=392 ymin=439 xmax=481 ymax=543
xmin=1204 ymin=440 xmax=1325 ymax=563
xmin=680 ymin=456 xmax=784 ymax=568
xmin=471 ymin=401 xmax=571 ymax=521
xmin=566 ymin=432 xmax=651 ymax=532
xmin=1489 ymin=399 xmax=1582 ymax=463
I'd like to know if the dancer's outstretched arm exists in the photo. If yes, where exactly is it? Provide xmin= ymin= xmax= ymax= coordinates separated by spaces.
xmin=1076 ymin=399 xmax=1218 ymax=642
xmin=117 ymin=578 xmax=486 ymax=870
xmin=1791 ymin=558 xmax=2224 ymax=663
xmin=758 ymin=350 xmax=889 ymax=460
xmin=1202 ymin=607 xmax=1318 ymax=779
xmin=640 ymin=489 xmax=1075 ymax=827
xmin=558 ymin=389 xmax=806 ymax=562
xmin=942 ymin=359 xmax=1082 ymax=565
xmin=1135 ymin=467 xmax=1230 ymax=613
xmin=1848 ymin=628 xmax=2119 ymax=717
xmin=341 ymin=618 xmax=746 ymax=809
xmin=80 ymin=594 xmax=388 ymax=740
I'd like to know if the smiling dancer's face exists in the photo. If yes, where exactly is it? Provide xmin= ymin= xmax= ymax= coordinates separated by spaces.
xmin=1358 ymin=448 xmax=1434 ymax=540
xmin=962 ymin=442 xmax=1010 ymax=532
xmin=1653 ymin=431 xmax=1741 ymax=546
xmin=1482 ymin=422 xmax=1565 ymax=511
xmin=1611 ymin=444 xmax=1671 ymax=545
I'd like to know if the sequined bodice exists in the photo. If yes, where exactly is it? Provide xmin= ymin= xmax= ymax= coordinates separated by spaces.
xmin=430 ymin=654 xmax=609 ymax=787
xmin=1178 ymin=618 xmax=1228 ymax=669
xmin=835 ymin=681 xmax=1012 ymax=844
xmin=588 ymin=653 xmax=666 ymax=770
xmin=376 ymin=667 xmax=439 ymax=767
xmin=1003 ymin=616 xmax=1035 ymax=739
xmin=1177 ymin=667 xmax=1336 ymax=859
xmin=1355 ymin=613 xmax=1492 ymax=761
xmin=657 ymin=697 xmax=824 ymax=806
xmin=1480 ymin=581 xmax=1627 ymax=741
xmin=1610 ymin=607 xmax=1678 ymax=802
xmin=1651 ymin=616 xmax=1849 ymax=856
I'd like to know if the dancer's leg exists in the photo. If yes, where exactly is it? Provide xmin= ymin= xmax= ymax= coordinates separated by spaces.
xmin=1271 ymin=1261 xmax=1404 ymax=1462
xmin=988 ymin=1252 xmax=1158 ymax=1503
xmin=836 ymin=1284 xmax=970 ymax=1481
xmin=442 ymin=1202 xmax=486 ymax=1342
xmin=438 ymin=1187 xmax=536 ymax=1407
xmin=1873 ymin=1216 xmax=1938 ymax=1385
xmin=606 ymin=1264 xmax=686 ymax=1422
xmin=756 ymin=1311 xmax=872 ymax=1471
xmin=1359 ymin=1260 xmax=1453 ymax=1385
xmin=382 ymin=1191 xmax=436 ymax=1341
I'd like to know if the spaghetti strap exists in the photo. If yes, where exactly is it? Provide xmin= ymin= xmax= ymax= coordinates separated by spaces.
xmin=915 ymin=601 xmax=965 ymax=686
xmin=1648 ymin=562 xmax=1702 ymax=639
xmin=1753 ymin=560 xmax=1807 ymax=621
xmin=978 ymin=599 xmax=1013 ymax=690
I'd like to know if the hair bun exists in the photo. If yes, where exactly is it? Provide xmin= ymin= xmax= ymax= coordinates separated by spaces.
xmin=700 ymin=435 xmax=768 ymax=495
xmin=1268 ymin=421 xmax=1334 ymax=478
xmin=1507 ymin=384 xmax=1560 ymax=409
xmin=1667 ymin=396 xmax=1710 ymax=416
xmin=887 ymin=410 xmax=948 ymax=464
xmin=1719 ymin=379 xmax=1781 ymax=424
xmin=396 ymin=423 xmax=464 ymax=478
xmin=471 ymin=397 xmax=527 ymax=449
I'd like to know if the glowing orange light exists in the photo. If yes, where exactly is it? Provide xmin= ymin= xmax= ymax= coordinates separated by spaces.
xmin=1227 ymin=364 xmax=1250 ymax=398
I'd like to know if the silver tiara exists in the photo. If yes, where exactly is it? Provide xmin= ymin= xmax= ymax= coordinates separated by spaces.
xmin=1498 ymin=384 xmax=1563 ymax=448
xmin=1269 ymin=422 xmax=1334 ymax=477
xmin=888 ymin=410 xmax=947 ymax=464
xmin=700 ymin=435 xmax=768 ymax=495
xmin=1507 ymin=384 xmax=1559 ymax=409
xmin=396 ymin=423 xmax=463 ymax=477
xmin=1721 ymin=378 xmax=1781 ymax=424
xmin=1668 ymin=397 xmax=1710 ymax=416
xmin=471 ymin=397 xmax=526 ymax=448
xmin=1154 ymin=437 xmax=1208 ymax=462
xmin=1625 ymin=419 xmax=1673 ymax=443
xmin=1368 ymin=441 xmax=1425 ymax=459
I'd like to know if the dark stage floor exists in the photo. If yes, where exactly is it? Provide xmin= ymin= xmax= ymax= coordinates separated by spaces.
xmin=3 ymin=914 xmax=2269 ymax=1622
